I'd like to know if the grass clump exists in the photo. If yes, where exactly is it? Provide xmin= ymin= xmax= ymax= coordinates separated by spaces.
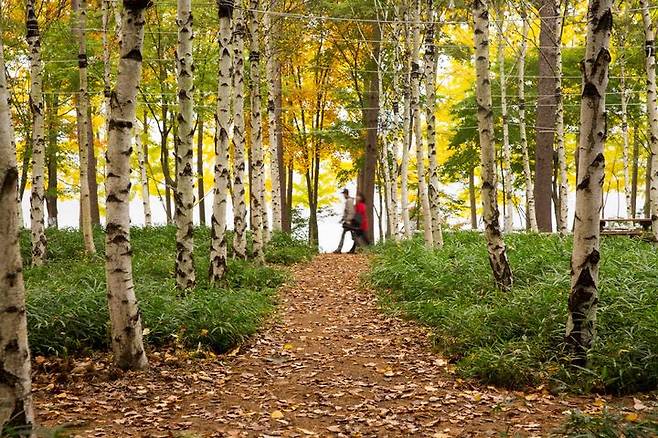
xmin=22 ymin=226 xmax=308 ymax=357
xmin=368 ymin=231 xmax=658 ymax=394
xmin=558 ymin=410 xmax=658 ymax=437
xmin=265 ymin=231 xmax=317 ymax=265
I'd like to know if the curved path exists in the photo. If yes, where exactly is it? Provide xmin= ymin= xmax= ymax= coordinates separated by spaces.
xmin=36 ymin=254 xmax=617 ymax=437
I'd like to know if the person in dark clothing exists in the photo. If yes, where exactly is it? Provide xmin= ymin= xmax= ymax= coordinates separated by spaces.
xmin=348 ymin=192 xmax=370 ymax=253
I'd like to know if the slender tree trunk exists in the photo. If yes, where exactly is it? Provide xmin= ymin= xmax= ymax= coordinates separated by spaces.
xmin=518 ymin=8 xmax=538 ymax=232
xmin=0 ymin=28 xmax=36 ymax=435
xmin=265 ymin=1 xmax=282 ymax=233
xmin=74 ymin=0 xmax=96 ymax=254
xmin=248 ymin=0 xmax=265 ymax=262
xmin=426 ymin=0 xmax=443 ymax=246
xmin=362 ymin=24 xmax=380 ymax=245
xmin=412 ymin=0 xmax=432 ymax=246
xmin=102 ymin=0 xmax=112 ymax=165
xmin=646 ymin=151 xmax=652 ymax=218
xmin=197 ymin=116 xmax=206 ymax=226
xmin=400 ymin=6 xmax=412 ymax=238
xmin=469 ymin=165 xmax=477 ymax=229
xmin=27 ymin=0 xmax=47 ymax=266
xmin=136 ymin=118 xmax=152 ymax=226
xmin=390 ymin=8 xmax=402 ymax=241
xmin=555 ymin=19 xmax=568 ymax=234
xmin=232 ymin=8 xmax=248 ymax=260
xmin=46 ymin=93 xmax=58 ymax=228
xmin=174 ymin=0 xmax=196 ymax=289
xmin=105 ymin=0 xmax=149 ymax=371
xmin=209 ymin=0 xmax=233 ymax=283
xmin=87 ymin=109 xmax=100 ymax=226
xmin=620 ymin=38 xmax=632 ymax=218
xmin=566 ymin=0 xmax=611 ymax=363
xmin=497 ymin=18 xmax=513 ymax=233
xmin=534 ymin=0 xmax=559 ymax=232
xmin=631 ymin=125 xmax=639 ymax=217
xmin=473 ymin=0 xmax=513 ymax=290
xmin=641 ymin=0 xmax=658 ymax=240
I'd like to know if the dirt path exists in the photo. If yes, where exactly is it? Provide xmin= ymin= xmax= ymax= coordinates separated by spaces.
xmin=35 ymin=254 xmax=621 ymax=437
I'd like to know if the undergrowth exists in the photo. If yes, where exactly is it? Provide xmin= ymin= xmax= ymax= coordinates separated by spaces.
xmin=557 ymin=410 xmax=658 ymax=437
xmin=368 ymin=232 xmax=658 ymax=394
xmin=21 ymin=226 xmax=313 ymax=356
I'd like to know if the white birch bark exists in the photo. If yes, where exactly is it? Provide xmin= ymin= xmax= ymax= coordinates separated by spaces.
xmin=400 ymin=6 xmax=412 ymax=238
xmin=425 ymin=0 xmax=443 ymax=247
xmin=74 ymin=0 xmax=96 ymax=255
xmin=566 ymin=0 xmax=612 ymax=361
xmin=620 ymin=38 xmax=632 ymax=218
xmin=174 ymin=0 xmax=196 ymax=290
xmin=641 ymin=0 xmax=658 ymax=240
xmin=27 ymin=0 xmax=47 ymax=266
xmin=0 ymin=27 xmax=36 ymax=434
xmin=248 ymin=0 xmax=265 ymax=263
xmin=232 ymin=7 xmax=248 ymax=260
xmin=390 ymin=7 xmax=402 ymax=241
xmin=556 ymin=17 xmax=569 ymax=234
xmin=265 ymin=0 xmax=282 ymax=233
xmin=497 ymin=18 xmax=513 ymax=233
xmin=210 ymin=0 xmax=233 ymax=283
xmin=135 ymin=123 xmax=152 ymax=226
xmin=518 ymin=8 xmax=538 ymax=232
xmin=411 ymin=0 xmax=433 ymax=247
xmin=102 ymin=0 xmax=111 ymax=167
xmin=473 ymin=0 xmax=512 ymax=290
xmin=105 ymin=0 xmax=149 ymax=371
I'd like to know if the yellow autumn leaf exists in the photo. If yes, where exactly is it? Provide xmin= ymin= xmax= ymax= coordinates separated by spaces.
xmin=271 ymin=410 xmax=284 ymax=419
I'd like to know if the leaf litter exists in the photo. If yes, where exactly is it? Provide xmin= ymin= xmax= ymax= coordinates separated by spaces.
xmin=33 ymin=254 xmax=655 ymax=436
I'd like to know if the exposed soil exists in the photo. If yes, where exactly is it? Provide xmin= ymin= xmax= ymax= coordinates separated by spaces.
xmin=34 ymin=254 xmax=640 ymax=437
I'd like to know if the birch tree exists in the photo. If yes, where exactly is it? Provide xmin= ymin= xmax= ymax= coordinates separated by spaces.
xmin=518 ymin=7 xmax=538 ymax=232
xmin=135 ymin=120 xmax=152 ymax=226
xmin=565 ymin=0 xmax=612 ymax=363
xmin=27 ymin=0 xmax=47 ymax=266
xmin=265 ymin=0 xmax=282 ymax=233
xmin=641 ymin=0 xmax=658 ymax=241
xmin=555 ymin=11 xmax=569 ymax=234
xmin=74 ymin=0 xmax=96 ymax=255
xmin=425 ymin=0 xmax=443 ymax=247
xmin=411 ymin=0 xmax=433 ymax=246
xmin=473 ymin=0 xmax=512 ymax=290
xmin=400 ymin=5 xmax=412 ymax=238
xmin=248 ymin=0 xmax=265 ymax=262
xmin=619 ymin=35 xmax=632 ymax=217
xmin=102 ymin=0 xmax=112 ymax=164
xmin=210 ymin=0 xmax=233 ymax=283
xmin=0 ymin=27 xmax=36 ymax=435
xmin=174 ymin=0 xmax=196 ymax=289
xmin=232 ymin=7 xmax=248 ymax=260
xmin=105 ymin=0 xmax=150 ymax=371
xmin=496 ymin=17 xmax=513 ymax=233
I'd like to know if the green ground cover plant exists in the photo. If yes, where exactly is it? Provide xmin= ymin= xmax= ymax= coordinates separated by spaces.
xmin=368 ymin=232 xmax=658 ymax=394
xmin=21 ymin=226 xmax=313 ymax=356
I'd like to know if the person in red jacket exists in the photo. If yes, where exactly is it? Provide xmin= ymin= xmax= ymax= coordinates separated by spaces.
xmin=349 ymin=192 xmax=370 ymax=253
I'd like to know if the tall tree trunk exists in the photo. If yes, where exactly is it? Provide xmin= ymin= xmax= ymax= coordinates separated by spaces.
xmin=426 ymin=0 xmax=443 ymax=246
xmin=232 ymin=8 xmax=248 ymax=260
xmin=518 ymin=7 xmax=538 ymax=232
xmin=102 ymin=0 xmax=112 ymax=169
xmin=210 ymin=0 xmax=233 ymax=283
xmin=534 ymin=0 xmax=559 ymax=232
xmin=74 ymin=0 xmax=96 ymax=254
xmin=555 ymin=15 xmax=568 ymax=234
xmin=46 ymin=93 xmax=58 ymax=228
xmin=265 ymin=1 xmax=282 ymax=233
xmin=197 ymin=116 xmax=206 ymax=226
xmin=497 ymin=17 xmax=513 ymax=233
xmin=0 ymin=28 xmax=36 ymax=435
xmin=362 ymin=24 xmax=380 ymax=244
xmin=390 ymin=7 xmax=402 ymax=241
xmin=400 ymin=6 xmax=412 ymax=238
xmin=105 ymin=0 xmax=149 ymax=371
xmin=412 ymin=0 xmax=432 ymax=246
xmin=469 ymin=165 xmax=477 ymax=229
xmin=631 ymin=125 xmax=639 ymax=217
xmin=566 ymin=0 xmax=611 ymax=363
xmin=27 ymin=0 xmax=47 ymax=266
xmin=174 ymin=0 xmax=196 ymax=290
xmin=87 ymin=109 xmax=100 ymax=225
xmin=248 ymin=0 xmax=265 ymax=262
xmin=646 ymin=151 xmax=652 ymax=218
xmin=620 ymin=36 xmax=632 ymax=218
xmin=136 ymin=117 xmax=152 ymax=226
xmin=641 ymin=0 xmax=658 ymax=240
xmin=473 ymin=0 xmax=513 ymax=290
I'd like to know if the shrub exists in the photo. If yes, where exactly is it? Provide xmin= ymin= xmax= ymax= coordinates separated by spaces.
xmin=368 ymin=232 xmax=658 ymax=394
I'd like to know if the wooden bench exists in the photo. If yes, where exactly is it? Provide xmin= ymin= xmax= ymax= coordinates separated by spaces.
xmin=600 ymin=218 xmax=652 ymax=237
